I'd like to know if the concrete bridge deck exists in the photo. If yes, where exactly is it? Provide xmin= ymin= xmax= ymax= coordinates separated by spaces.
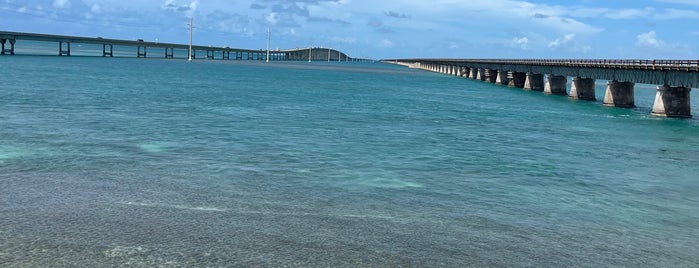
xmin=0 ymin=30 xmax=371 ymax=61
xmin=385 ymin=58 xmax=698 ymax=118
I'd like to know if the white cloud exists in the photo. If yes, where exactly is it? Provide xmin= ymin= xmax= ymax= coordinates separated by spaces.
xmin=655 ymin=0 xmax=699 ymax=6
xmin=161 ymin=0 xmax=198 ymax=16
xmin=636 ymin=31 xmax=664 ymax=48
xmin=508 ymin=36 xmax=529 ymax=49
xmin=331 ymin=36 xmax=357 ymax=44
xmin=53 ymin=0 xmax=70 ymax=9
xmin=654 ymin=8 xmax=699 ymax=19
xmin=266 ymin=12 xmax=279 ymax=25
xmin=548 ymin=34 xmax=575 ymax=49
xmin=90 ymin=4 xmax=101 ymax=13
xmin=378 ymin=39 xmax=394 ymax=48
xmin=547 ymin=33 xmax=592 ymax=53
xmin=605 ymin=8 xmax=654 ymax=19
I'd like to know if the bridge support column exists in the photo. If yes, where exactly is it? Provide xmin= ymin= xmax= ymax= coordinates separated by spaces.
xmin=485 ymin=69 xmax=498 ymax=83
xmin=477 ymin=68 xmax=485 ymax=81
xmin=544 ymin=75 xmax=567 ymax=95
xmin=137 ymin=46 xmax=147 ymax=58
xmin=524 ymin=73 xmax=544 ymax=91
xmin=496 ymin=71 xmax=509 ymax=85
xmin=164 ymin=47 xmax=174 ymax=58
xmin=652 ymin=86 xmax=692 ymax=118
xmin=509 ymin=72 xmax=526 ymax=88
xmin=570 ymin=77 xmax=596 ymax=100
xmin=59 ymin=41 xmax=71 ymax=56
xmin=461 ymin=67 xmax=470 ymax=77
xmin=603 ymin=81 xmax=635 ymax=108
xmin=206 ymin=50 xmax=214 ymax=59
xmin=1 ymin=38 xmax=16 ymax=55
xmin=222 ymin=51 xmax=230 ymax=60
xmin=469 ymin=68 xmax=478 ymax=79
xmin=102 ymin=44 xmax=113 ymax=57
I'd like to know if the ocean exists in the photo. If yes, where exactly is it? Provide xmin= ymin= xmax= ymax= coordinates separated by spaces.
xmin=1 ymin=55 xmax=698 ymax=267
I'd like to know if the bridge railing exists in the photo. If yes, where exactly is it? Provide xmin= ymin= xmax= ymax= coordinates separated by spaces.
xmin=396 ymin=59 xmax=699 ymax=71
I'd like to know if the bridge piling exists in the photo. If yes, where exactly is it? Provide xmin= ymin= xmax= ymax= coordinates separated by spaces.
xmin=496 ymin=70 xmax=509 ymax=85
xmin=1 ymin=38 xmax=16 ymax=55
xmin=469 ymin=68 xmax=478 ymax=79
xmin=189 ymin=49 xmax=196 ymax=60
xmin=570 ymin=77 xmax=596 ymax=100
xmin=102 ymin=44 xmax=113 ymax=57
xmin=652 ymin=86 xmax=692 ymax=118
xmin=603 ymin=81 xmax=635 ymax=107
xmin=509 ymin=72 xmax=527 ymax=88
xmin=137 ymin=46 xmax=147 ymax=58
xmin=524 ymin=73 xmax=544 ymax=91
xmin=206 ymin=50 xmax=214 ymax=60
xmin=544 ymin=75 xmax=568 ymax=95
xmin=165 ymin=47 xmax=174 ymax=58
xmin=477 ymin=68 xmax=485 ymax=81
xmin=59 ymin=41 xmax=70 ymax=56
xmin=485 ymin=69 xmax=498 ymax=83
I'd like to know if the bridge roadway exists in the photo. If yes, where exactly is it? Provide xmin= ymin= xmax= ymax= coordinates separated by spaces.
xmin=384 ymin=58 xmax=698 ymax=118
xmin=0 ymin=30 xmax=366 ymax=61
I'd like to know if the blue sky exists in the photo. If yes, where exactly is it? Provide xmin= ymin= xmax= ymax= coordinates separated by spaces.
xmin=1 ymin=0 xmax=698 ymax=59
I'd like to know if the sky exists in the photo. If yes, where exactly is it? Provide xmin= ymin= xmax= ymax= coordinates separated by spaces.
xmin=1 ymin=0 xmax=699 ymax=59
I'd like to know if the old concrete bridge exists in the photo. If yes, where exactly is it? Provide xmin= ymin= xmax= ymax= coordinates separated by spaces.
xmin=0 ymin=30 xmax=369 ymax=62
xmin=385 ymin=59 xmax=698 ymax=118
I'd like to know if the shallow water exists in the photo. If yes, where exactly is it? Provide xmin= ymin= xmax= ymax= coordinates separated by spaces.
xmin=1 ymin=56 xmax=698 ymax=267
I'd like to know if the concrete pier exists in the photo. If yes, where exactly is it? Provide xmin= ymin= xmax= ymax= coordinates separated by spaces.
xmin=165 ymin=47 xmax=174 ymax=58
xmin=469 ymin=68 xmax=478 ymax=79
xmin=102 ymin=44 xmax=113 ymax=57
xmin=509 ymin=72 xmax=526 ymax=88
xmin=524 ymin=73 xmax=544 ymax=91
xmin=485 ymin=69 xmax=498 ymax=83
xmin=570 ymin=77 xmax=596 ymax=100
xmin=544 ymin=75 xmax=567 ymax=95
xmin=59 ymin=41 xmax=70 ymax=56
xmin=603 ymin=81 xmax=635 ymax=107
xmin=388 ymin=58 xmax=699 ymax=119
xmin=1 ymin=38 xmax=16 ymax=55
xmin=652 ymin=86 xmax=692 ymax=118
xmin=495 ymin=70 xmax=509 ymax=85
xmin=137 ymin=46 xmax=147 ymax=58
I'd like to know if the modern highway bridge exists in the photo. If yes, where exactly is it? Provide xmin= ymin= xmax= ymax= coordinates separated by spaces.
xmin=0 ymin=30 xmax=369 ymax=62
xmin=385 ymin=59 xmax=698 ymax=118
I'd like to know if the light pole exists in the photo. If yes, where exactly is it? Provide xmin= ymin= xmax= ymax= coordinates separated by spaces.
xmin=266 ymin=27 xmax=270 ymax=63
xmin=188 ymin=17 xmax=193 ymax=62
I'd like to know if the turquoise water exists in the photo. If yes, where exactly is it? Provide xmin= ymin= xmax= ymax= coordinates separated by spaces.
xmin=1 ymin=56 xmax=698 ymax=267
